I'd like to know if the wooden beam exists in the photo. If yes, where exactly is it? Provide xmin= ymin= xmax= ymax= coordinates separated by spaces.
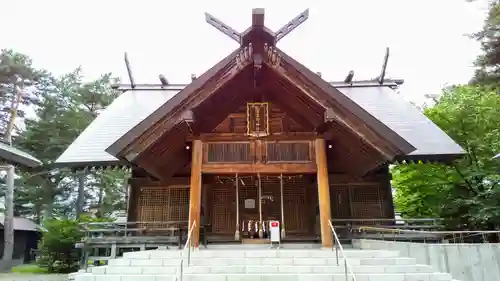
xmin=129 ymin=177 xmax=190 ymax=186
xmin=188 ymin=140 xmax=203 ymax=248
xmin=275 ymin=9 xmax=309 ymax=43
xmin=265 ymin=94 xmax=315 ymax=130
xmin=252 ymin=8 xmax=265 ymax=27
xmin=204 ymin=12 xmax=242 ymax=44
xmin=193 ymin=74 xmax=253 ymax=133
xmin=189 ymin=132 xmax=318 ymax=142
xmin=117 ymin=59 xmax=247 ymax=158
xmin=267 ymin=47 xmax=415 ymax=157
xmin=202 ymin=163 xmax=316 ymax=174
xmin=315 ymin=138 xmax=333 ymax=248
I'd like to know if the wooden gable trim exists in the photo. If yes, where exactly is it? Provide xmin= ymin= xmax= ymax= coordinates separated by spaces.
xmin=264 ymin=46 xmax=416 ymax=159
xmin=107 ymin=48 xmax=241 ymax=157
xmin=107 ymin=47 xmax=254 ymax=158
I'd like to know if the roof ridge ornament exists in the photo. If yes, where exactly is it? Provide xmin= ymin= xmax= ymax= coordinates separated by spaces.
xmin=376 ymin=47 xmax=390 ymax=85
xmin=204 ymin=9 xmax=309 ymax=46
xmin=124 ymin=52 xmax=136 ymax=89
xmin=275 ymin=9 xmax=309 ymax=43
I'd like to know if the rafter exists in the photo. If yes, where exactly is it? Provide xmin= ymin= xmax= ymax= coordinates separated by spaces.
xmin=194 ymin=84 xmax=253 ymax=133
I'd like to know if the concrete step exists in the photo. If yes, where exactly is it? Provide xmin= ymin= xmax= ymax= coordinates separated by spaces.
xmin=75 ymin=272 xmax=453 ymax=281
xmin=107 ymin=257 xmax=417 ymax=267
xmin=206 ymin=243 xmax=334 ymax=249
xmin=122 ymin=249 xmax=399 ymax=259
xmin=90 ymin=264 xmax=435 ymax=275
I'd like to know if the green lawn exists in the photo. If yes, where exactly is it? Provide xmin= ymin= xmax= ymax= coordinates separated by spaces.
xmin=11 ymin=264 xmax=48 ymax=274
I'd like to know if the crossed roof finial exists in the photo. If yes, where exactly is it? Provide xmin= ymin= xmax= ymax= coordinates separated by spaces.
xmin=205 ymin=8 xmax=309 ymax=46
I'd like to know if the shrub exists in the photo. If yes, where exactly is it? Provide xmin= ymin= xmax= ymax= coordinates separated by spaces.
xmin=37 ymin=216 xmax=110 ymax=273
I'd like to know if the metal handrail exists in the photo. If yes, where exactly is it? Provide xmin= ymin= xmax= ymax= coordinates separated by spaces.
xmin=357 ymin=226 xmax=500 ymax=242
xmin=178 ymin=220 xmax=196 ymax=281
xmin=358 ymin=226 xmax=500 ymax=234
xmin=328 ymin=220 xmax=357 ymax=281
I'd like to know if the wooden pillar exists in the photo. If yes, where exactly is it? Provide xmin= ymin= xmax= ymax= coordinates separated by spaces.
xmin=188 ymin=140 xmax=203 ymax=247
xmin=315 ymin=138 xmax=333 ymax=247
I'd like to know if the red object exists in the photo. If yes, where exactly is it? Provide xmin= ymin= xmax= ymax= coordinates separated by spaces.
xmin=271 ymin=222 xmax=279 ymax=227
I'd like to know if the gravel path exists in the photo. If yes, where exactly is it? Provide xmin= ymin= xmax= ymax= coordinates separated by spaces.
xmin=0 ymin=273 xmax=68 ymax=281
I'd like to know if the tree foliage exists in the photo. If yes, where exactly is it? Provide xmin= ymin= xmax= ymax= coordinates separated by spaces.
xmin=0 ymin=49 xmax=128 ymax=225
xmin=12 ymin=67 xmax=125 ymax=221
xmin=471 ymin=0 xmax=500 ymax=87
xmin=393 ymin=85 xmax=500 ymax=229
xmin=37 ymin=216 xmax=110 ymax=273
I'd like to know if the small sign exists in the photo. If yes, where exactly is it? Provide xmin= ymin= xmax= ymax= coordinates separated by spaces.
xmin=244 ymin=199 xmax=255 ymax=209
xmin=269 ymin=220 xmax=280 ymax=242
xmin=246 ymin=102 xmax=269 ymax=137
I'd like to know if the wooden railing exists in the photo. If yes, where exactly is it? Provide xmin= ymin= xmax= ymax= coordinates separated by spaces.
xmin=203 ymin=140 xmax=314 ymax=164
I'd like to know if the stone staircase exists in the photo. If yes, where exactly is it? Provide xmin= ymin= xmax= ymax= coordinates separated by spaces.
xmin=73 ymin=246 xmax=456 ymax=281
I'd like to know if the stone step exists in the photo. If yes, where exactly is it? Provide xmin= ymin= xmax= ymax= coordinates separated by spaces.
xmin=108 ymin=257 xmax=417 ymax=267
xmin=90 ymin=264 xmax=435 ymax=275
xmin=75 ymin=272 xmax=453 ymax=281
xmin=123 ymin=249 xmax=399 ymax=259
xmin=206 ymin=243 xmax=333 ymax=250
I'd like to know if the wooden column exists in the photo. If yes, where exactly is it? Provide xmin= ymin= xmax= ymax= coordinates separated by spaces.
xmin=188 ymin=140 xmax=203 ymax=247
xmin=315 ymin=138 xmax=333 ymax=247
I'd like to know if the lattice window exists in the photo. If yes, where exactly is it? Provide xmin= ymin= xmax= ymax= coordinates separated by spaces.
xmin=350 ymin=185 xmax=385 ymax=221
xmin=206 ymin=142 xmax=252 ymax=163
xmin=266 ymin=142 xmax=311 ymax=162
xmin=137 ymin=186 xmax=189 ymax=227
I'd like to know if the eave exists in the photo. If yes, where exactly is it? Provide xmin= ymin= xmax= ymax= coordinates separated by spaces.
xmin=106 ymin=48 xmax=242 ymax=158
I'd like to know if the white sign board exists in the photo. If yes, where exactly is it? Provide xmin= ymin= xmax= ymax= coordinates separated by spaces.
xmin=244 ymin=199 xmax=255 ymax=209
xmin=269 ymin=220 xmax=280 ymax=242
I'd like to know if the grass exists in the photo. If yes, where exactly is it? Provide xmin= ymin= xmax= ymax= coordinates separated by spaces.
xmin=11 ymin=264 xmax=48 ymax=274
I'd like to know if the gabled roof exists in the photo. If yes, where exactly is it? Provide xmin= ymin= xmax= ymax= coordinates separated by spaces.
xmin=55 ymin=87 xmax=180 ymax=167
xmin=0 ymin=141 xmax=41 ymax=168
xmin=340 ymin=86 xmax=464 ymax=158
xmin=106 ymin=49 xmax=241 ymax=157
xmin=0 ymin=214 xmax=40 ymax=231
xmin=106 ymin=45 xmax=416 ymax=161
xmin=55 ymin=81 xmax=464 ymax=167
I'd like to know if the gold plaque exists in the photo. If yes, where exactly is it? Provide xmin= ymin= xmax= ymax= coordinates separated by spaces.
xmin=246 ymin=102 xmax=269 ymax=137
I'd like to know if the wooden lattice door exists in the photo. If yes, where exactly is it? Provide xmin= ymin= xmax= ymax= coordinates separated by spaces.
xmin=283 ymin=179 xmax=310 ymax=234
xmin=260 ymin=177 xmax=281 ymax=221
xmin=212 ymin=187 xmax=236 ymax=234
xmin=330 ymin=185 xmax=351 ymax=219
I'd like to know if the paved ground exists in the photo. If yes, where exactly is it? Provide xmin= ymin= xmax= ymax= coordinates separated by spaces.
xmin=0 ymin=273 xmax=68 ymax=281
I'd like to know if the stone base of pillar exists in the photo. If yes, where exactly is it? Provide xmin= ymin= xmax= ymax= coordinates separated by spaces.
xmin=281 ymin=228 xmax=286 ymax=239
xmin=234 ymin=229 xmax=240 ymax=240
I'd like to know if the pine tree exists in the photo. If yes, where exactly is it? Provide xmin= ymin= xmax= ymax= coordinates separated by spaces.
xmin=471 ymin=1 xmax=500 ymax=87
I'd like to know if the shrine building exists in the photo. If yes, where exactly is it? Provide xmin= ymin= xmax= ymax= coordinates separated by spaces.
xmin=55 ymin=9 xmax=463 ymax=248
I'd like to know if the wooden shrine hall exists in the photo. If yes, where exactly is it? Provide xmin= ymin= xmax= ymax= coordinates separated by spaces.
xmin=55 ymin=9 xmax=464 ymax=248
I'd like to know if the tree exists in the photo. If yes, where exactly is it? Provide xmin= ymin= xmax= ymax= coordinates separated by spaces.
xmin=392 ymin=85 xmax=500 ymax=229
xmin=14 ymin=67 xmax=125 ymax=220
xmin=0 ymin=49 xmax=48 ymax=270
xmin=471 ymin=1 xmax=500 ymax=87
xmin=37 ymin=216 xmax=110 ymax=273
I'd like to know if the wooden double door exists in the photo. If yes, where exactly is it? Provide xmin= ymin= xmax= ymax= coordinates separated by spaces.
xmin=205 ymin=175 xmax=316 ymax=237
